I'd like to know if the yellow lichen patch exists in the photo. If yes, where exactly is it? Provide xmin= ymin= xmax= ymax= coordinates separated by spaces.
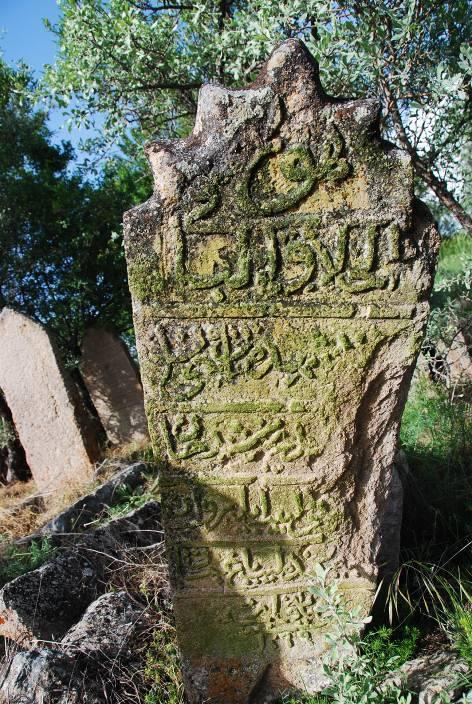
xmin=299 ymin=170 xmax=371 ymax=213
xmin=188 ymin=235 xmax=232 ymax=277
xmin=264 ymin=153 xmax=296 ymax=197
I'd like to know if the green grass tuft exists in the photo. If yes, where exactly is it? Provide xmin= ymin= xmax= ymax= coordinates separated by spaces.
xmin=144 ymin=628 xmax=184 ymax=704
xmin=0 ymin=537 xmax=55 ymax=585
xmin=400 ymin=374 xmax=472 ymax=552
xmin=452 ymin=603 xmax=472 ymax=669
xmin=105 ymin=483 xmax=157 ymax=520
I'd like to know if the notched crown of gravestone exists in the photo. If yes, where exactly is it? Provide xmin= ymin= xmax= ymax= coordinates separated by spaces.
xmin=124 ymin=39 xmax=439 ymax=704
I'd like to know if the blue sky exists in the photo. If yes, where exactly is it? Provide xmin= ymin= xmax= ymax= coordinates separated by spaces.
xmin=0 ymin=0 xmax=60 ymax=68
xmin=0 ymin=0 xmax=96 ymax=155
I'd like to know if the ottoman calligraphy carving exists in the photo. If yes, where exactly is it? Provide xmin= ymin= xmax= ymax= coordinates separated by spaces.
xmin=124 ymin=39 xmax=439 ymax=703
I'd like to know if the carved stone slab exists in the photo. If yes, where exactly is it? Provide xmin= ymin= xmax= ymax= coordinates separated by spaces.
xmin=80 ymin=327 xmax=149 ymax=446
xmin=124 ymin=40 xmax=439 ymax=703
xmin=0 ymin=309 xmax=101 ymax=493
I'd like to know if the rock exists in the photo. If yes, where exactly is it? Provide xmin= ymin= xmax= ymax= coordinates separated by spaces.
xmin=80 ymin=327 xmax=149 ymax=446
xmin=0 ymin=551 xmax=98 ymax=645
xmin=0 ymin=498 xmax=162 ymax=646
xmin=39 ymin=461 xmax=149 ymax=535
xmin=123 ymin=38 xmax=439 ymax=703
xmin=61 ymin=591 xmax=148 ymax=657
xmin=0 ymin=310 xmax=101 ymax=493
xmin=0 ymin=592 xmax=148 ymax=704
xmin=13 ymin=490 xmax=162 ymax=555
xmin=386 ymin=650 xmax=469 ymax=703
xmin=80 ymin=499 xmax=162 ymax=555
xmin=0 ymin=648 xmax=80 ymax=704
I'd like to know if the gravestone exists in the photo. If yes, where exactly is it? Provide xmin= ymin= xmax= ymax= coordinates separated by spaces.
xmin=80 ymin=327 xmax=149 ymax=446
xmin=0 ymin=309 xmax=101 ymax=493
xmin=446 ymin=331 xmax=472 ymax=384
xmin=124 ymin=40 xmax=439 ymax=703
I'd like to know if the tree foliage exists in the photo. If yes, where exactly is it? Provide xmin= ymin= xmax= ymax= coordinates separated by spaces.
xmin=42 ymin=0 xmax=472 ymax=231
xmin=0 ymin=60 xmax=151 ymax=360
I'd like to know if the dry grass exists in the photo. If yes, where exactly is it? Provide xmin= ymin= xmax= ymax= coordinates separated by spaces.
xmin=0 ymin=466 xmax=112 ymax=544
xmin=98 ymin=539 xmax=184 ymax=704
xmin=0 ymin=446 xmax=175 ymax=703
xmin=0 ymin=479 xmax=42 ymax=542
xmin=0 ymin=479 xmax=38 ymax=510
xmin=0 ymin=442 xmax=155 ymax=545
xmin=104 ymin=439 xmax=155 ymax=464
xmin=0 ymin=479 xmax=93 ymax=543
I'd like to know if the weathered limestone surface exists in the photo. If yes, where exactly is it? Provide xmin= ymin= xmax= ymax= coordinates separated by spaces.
xmin=0 ymin=310 xmax=101 ymax=492
xmin=446 ymin=330 xmax=472 ymax=384
xmin=124 ymin=40 xmax=439 ymax=703
xmin=80 ymin=327 xmax=149 ymax=446
xmin=61 ymin=590 xmax=148 ymax=657
xmin=0 ymin=550 xmax=98 ymax=644
xmin=0 ymin=592 xmax=148 ymax=704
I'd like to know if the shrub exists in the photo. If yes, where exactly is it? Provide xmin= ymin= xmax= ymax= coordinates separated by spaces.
xmin=280 ymin=566 xmax=470 ymax=704
xmin=400 ymin=374 xmax=472 ymax=554
xmin=306 ymin=564 xmax=415 ymax=704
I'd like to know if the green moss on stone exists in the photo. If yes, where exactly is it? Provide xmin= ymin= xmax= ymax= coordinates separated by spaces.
xmin=128 ymin=256 xmax=163 ymax=303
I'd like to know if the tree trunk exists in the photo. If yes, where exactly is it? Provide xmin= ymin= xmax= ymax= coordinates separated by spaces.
xmin=380 ymin=78 xmax=472 ymax=234
xmin=413 ymin=159 xmax=472 ymax=234
xmin=0 ymin=393 xmax=30 ymax=483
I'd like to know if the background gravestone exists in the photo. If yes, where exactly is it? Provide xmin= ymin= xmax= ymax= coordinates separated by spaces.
xmin=124 ymin=40 xmax=439 ymax=703
xmin=0 ymin=309 xmax=101 ymax=493
xmin=80 ymin=327 xmax=149 ymax=446
xmin=446 ymin=331 xmax=472 ymax=384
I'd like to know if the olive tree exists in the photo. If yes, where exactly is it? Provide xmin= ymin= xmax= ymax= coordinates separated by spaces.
xmin=42 ymin=0 xmax=471 ymax=231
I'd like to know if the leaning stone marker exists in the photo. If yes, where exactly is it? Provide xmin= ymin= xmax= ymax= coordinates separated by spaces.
xmin=0 ymin=309 xmax=101 ymax=493
xmin=124 ymin=40 xmax=439 ymax=703
xmin=80 ymin=327 xmax=149 ymax=446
